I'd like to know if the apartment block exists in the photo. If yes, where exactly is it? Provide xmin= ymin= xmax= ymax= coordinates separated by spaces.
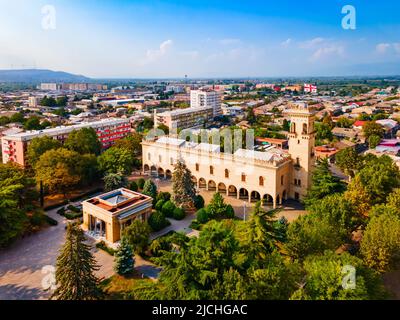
xmin=155 ymin=105 xmax=214 ymax=131
xmin=190 ymin=89 xmax=222 ymax=117
xmin=1 ymin=118 xmax=131 ymax=167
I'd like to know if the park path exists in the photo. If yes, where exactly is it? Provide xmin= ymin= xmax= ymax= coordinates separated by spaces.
xmin=0 ymin=205 xmax=114 ymax=300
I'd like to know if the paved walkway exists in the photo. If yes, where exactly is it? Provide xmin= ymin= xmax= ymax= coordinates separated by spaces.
xmin=0 ymin=205 xmax=114 ymax=300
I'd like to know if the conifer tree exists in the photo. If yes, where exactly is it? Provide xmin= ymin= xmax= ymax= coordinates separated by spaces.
xmin=172 ymin=160 xmax=196 ymax=208
xmin=142 ymin=179 xmax=158 ymax=200
xmin=51 ymin=224 xmax=101 ymax=300
xmin=114 ymin=236 xmax=135 ymax=275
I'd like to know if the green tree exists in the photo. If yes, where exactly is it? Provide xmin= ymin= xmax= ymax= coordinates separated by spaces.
xmin=368 ymin=134 xmax=382 ymax=149
xmin=315 ymin=122 xmax=333 ymax=141
xmin=162 ymin=200 xmax=176 ymax=218
xmin=128 ymin=181 xmax=138 ymax=192
xmin=98 ymin=147 xmax=134 ymax=175
xmin=171 ymin=161 xmax=196 ymax=208
xmin=124 ymin=220 xmax=151 ymax=255
xmin=52 ymin=224 xmax=101 ymax=300
xmin=285 ymin=214 xmax=344 ymax=260
xmin=291 ymin=251 xmax=386 ymax=300
xmin=114 ymin=132 xmax=143 ymax=156
xmin=65 ymin=128 xmax=102 ymax=156
xmin=363 ymin=121 xmax=384 ymax=141
xmin=208 ymin=192 xmax=228 ymax=219
xmin=114 ymin=236 xmax=135 ymax=275
xmin=34 ymin=148 xmax=81 ymax=196
xmin=9 ymin=112 xmax=25 ymax=123
xmin=360 ymin=213 xmax=400 ymax=273
xmin=148 ymin=211 xmax=170 ymax=232
xmin=103 ymin=173 xmax=127 ymax=191
xmin=244 ymin=202 xmax=281 ymax=261
xmin=24 ymin=116 xmax=42 ymax=130
xmin=336 ymin=117 xmax=354 ymax=128
xmin=304 ymin=159 xmax=346 ymax=207
xmin=56 ymin=96 xmax=68 ymax=107
xmin=307 ymin=194 xmax=357 ymax=235
xmin=355 ymin=155 xmax=400 ymax=205
xmin=387 ymin=188 xmax=400 ymax=209
xmin=142 ymin=179 xmax=157 ymax=200
xmin=335 ymin=147 xmax=360 ymax=178
xmin=27 ymin=136 xmax=62 ymax=167
xmin=0 ymin=163 xmax=35 ymax=247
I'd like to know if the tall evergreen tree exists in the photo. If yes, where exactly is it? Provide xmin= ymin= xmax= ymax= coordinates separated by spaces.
xmin=171 ymin=160 xmax=196 ymax=208
xmin=52 ymin=224 xmax=101 ymax=300
xmin=304 ymin=159 xmax=346 ymax=207
xmin=245 ymin=201 xmax=281 ymax=261
xmin=142 ymin=179 xmax=158 ymax=200
xmin=114 ymin=236 xmax=135 ymax=275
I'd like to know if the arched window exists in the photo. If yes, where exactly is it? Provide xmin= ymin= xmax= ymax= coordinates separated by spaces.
xmin=259 ymin=176 xmax=264 ymax=186
xmin=210 ymin=166 xmax=214 ymax=175
xmin=302 ymin=123 xmax=308 ymax=134
xmin=195 ymin=163 xmax=200 ymax=171
xmin=225 ymin=169 xmax=229 ymax=178
xmin=241 ymin=173 xmax=246 ymax=182
xmin=290 ymin=123 xmax=296 ymax=133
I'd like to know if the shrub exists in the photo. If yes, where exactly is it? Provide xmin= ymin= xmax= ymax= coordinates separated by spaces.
xmin=128 ymin=181 xmax=138 ymax=192
xmin=162 ymin=201 xmax=176 ymax=218
xmin=67 ymin=205 xmax=81 ymax=213
xmin=155 ymin=199 xmax=165 ymax=211
xmin=225 ymin=205 xmax=235 ymax=219
xmin=149 ymin=238 xmax=173 ymax=257
xmin=45 ymin=215 xmax=58 ymax=226
xmin=148 ymin=211 xmax=171 ymax=232
xmin=64 ymin=211 xmax=83 ymax=220
xmin=194 ymin=195 xmax=205 ymax=210
xmin=57 ymin=207 xmax=66 ymax=216
xmin=189 ymin=219 xmax=202 ymax=230
xmin=30 ymin=212 xmax=44 ymax=226
xmin=173 ymin=207 xmax=186 ymax=221
xmin=96 ymin=241 xmax=116 ymax=256
xmin=156 ymin=191 xmax=171 ymax=203
xmin=137 ymin=178 xmax=145 ymax=189
xmin=196 ymin=208 xmax=210 ymax=224
xmin=45 ymin=200 xmax=68 ymax=211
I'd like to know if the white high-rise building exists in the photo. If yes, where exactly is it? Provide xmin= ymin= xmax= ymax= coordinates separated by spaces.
xmin=190 ymin=90 xmax=222 ymax=117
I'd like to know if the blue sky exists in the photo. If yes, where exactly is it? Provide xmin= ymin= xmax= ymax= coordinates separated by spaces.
xmin=0 ymin=0 xmax=399 ymax=78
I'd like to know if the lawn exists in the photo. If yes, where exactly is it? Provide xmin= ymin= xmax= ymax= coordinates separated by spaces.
xmin=100 ymin=274 xmax=153 ymax=300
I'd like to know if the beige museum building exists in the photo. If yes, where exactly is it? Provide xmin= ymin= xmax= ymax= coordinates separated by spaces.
xmin=142 ymin=103 xmax=316 ymax=208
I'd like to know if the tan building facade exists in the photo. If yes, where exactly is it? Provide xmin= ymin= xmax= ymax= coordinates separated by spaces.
xmin=143 ymin=103 xmax=316 ymax=206
xmin=82 ymin=189 xmax=153 ymax=243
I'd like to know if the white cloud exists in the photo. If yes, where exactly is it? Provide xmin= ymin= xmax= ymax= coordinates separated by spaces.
xmin=219 ymin=38 xmax=241 ymax=45
xmin=143 ymin=39 xmax=173 ymax=63
xmin=376 ymin=42 xmax=400 ymax=55
xmin=376 ymin=43 xmax=392 ymax=54
xmin=311 ymin=45 xmax=344 ymax=60
xmin=299 ymin=37 xmax=325 ymax=49
xmin=281 ymin=38 xmax=292 ymax=48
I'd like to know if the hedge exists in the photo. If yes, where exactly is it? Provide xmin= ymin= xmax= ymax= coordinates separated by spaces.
xmin=96 ymin=241 xmax=116 ymax=256
xmin=148 ymin=211 xmax=171 ymax=232
xmin=173 ymin=207 xmax=186 ymax=221
xmin=161 ymin=201 xmax=176 ymax=218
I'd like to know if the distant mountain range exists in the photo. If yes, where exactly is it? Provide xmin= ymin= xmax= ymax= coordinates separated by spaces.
xmin=0 ymin=69 xmax=90 ymax=83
